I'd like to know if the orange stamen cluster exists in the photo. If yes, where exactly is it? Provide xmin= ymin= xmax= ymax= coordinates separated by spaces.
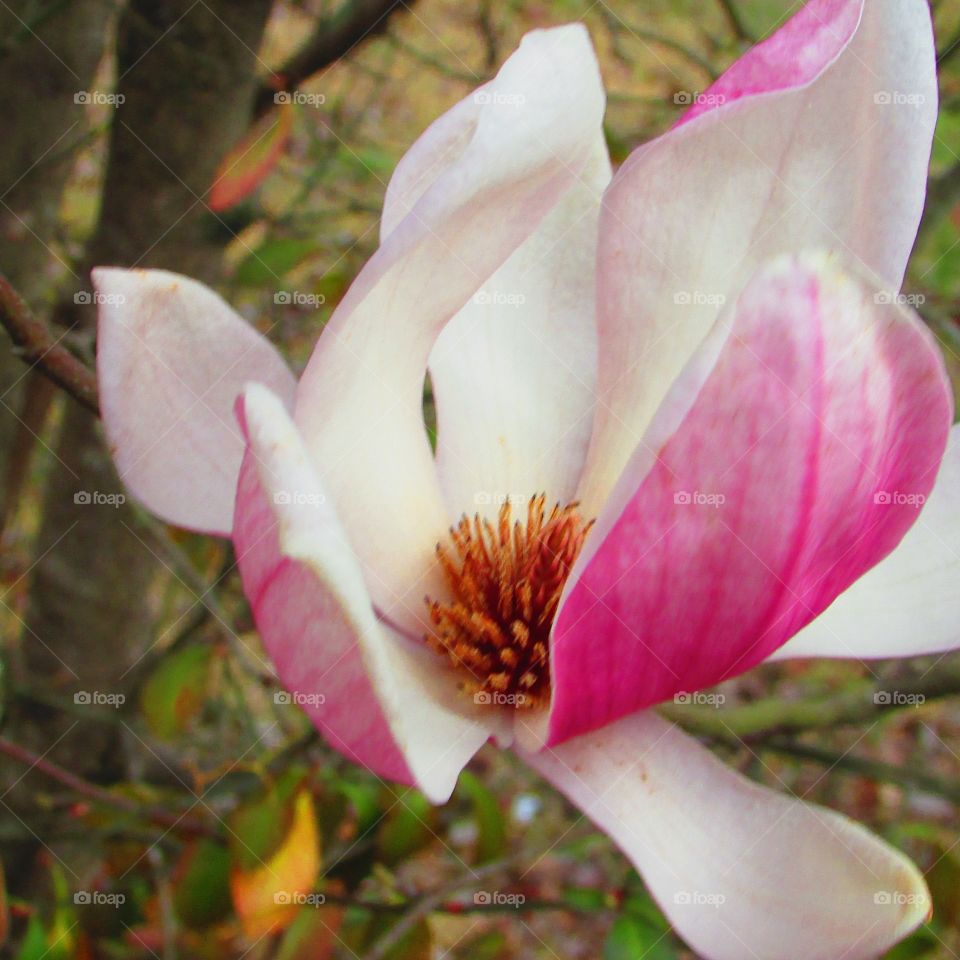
xmin=424 ymin=494 xmax=593 ymax=710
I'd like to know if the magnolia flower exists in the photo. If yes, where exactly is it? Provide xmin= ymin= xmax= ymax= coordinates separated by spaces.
xmin=94 ymin=1 xmax=959 ymax=957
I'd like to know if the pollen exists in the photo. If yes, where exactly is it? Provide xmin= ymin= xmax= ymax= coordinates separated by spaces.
xmin=424 ymin=494 xmax=593 ymax=710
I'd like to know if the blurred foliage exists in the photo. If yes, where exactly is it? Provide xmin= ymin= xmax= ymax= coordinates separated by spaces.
xmin=3 ymin=0 xmax=960 ymax=958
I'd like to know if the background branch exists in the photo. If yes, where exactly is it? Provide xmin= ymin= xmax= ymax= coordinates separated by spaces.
xmin=660 ymin=656 xmax=960 ymax=738
xmin=254 ymin=0 xmax=415 ymax=115
xmin=0 ymin=273 xmax=99 ymax=414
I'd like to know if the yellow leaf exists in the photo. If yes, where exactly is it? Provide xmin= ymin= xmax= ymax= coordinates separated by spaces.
xmin=230 ymin=789 xmax=320 ymax=940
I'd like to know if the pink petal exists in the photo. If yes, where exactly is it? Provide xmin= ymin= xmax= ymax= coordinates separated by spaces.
xmin=233 ymin=384 xmax=494 ymax=802
xmin=521 ymin=711 xmax=930 ymax=960
xmin=546 ymin=254 xmax=951 ymax=746
xmin=293 ymin=26 xmax=606 ymax=633
xmin=578 ymin=0 xmax=937 ymax=514
xmin=94 ymin=267 xmax=295 ymax=535
xmin=773 ymin=422 xmax=960 ymax=660
xmin=676 ymin=0 xmax=861 ymax=125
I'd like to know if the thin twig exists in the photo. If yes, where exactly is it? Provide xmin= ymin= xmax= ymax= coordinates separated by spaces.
xmin=715 ymin=0 xmax=752 ymax=42
xmin=363 ymin=854 xmax=525 ymax=960
xmin=660 ymin=656 xmax=960 ymax=739
xmin=0 ymin=735 xmax=216 ymax=837
xmin=0 ymin=273 xmax=99 ymax=414
xmin=254 ymin=0 xmax=416 ymax=115
xmin=761 ymin=737 xmax=960 ymax=803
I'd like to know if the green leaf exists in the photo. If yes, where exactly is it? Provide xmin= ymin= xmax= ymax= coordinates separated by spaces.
xmin=343 ymin=912 xmax=432 ymax=960
xmin=603 ymin=914 xmax=677 ymax=960
xmin=173 ymin=839 xmax=232 ymax=929
xmin=882 ymin=925 xmax=940 ymax=959
xmin=235 ymin=237 xmax=316 ymax=287
xmin=562 ymin=886 xmax=608 ymax=912
xmin=14 ymin=916 xmax=47 ymax=960
xmin=229 ymin=778 xmax=320 ymax=939
xmin=275 ymin=905 xmax=341 ymax=960
xmin=335 ymin=779 xmax=382 ymax=834
xmin=140 ymin=645 xmax=213 ymax=740
xmin=452 ymin=930 xmax=506 ymax=959
xmin=229 ymin=769 xmax=305 ymax=871
xmin=376 ymin=788 xmax=435 ymax=865
xmin=456 ymin=771 xmax=507 ymax=864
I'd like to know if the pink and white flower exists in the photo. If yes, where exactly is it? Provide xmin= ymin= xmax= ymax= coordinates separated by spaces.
xmin=94 ymin=2 xmax=958 ymax=956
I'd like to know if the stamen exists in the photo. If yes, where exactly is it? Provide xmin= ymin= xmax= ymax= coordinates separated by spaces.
xmin=424 ymin=494 xmax=593 ymax=710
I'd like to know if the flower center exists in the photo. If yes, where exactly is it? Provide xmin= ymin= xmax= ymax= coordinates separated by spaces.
xmin=424 ymin=494 xmax=593 ymax=710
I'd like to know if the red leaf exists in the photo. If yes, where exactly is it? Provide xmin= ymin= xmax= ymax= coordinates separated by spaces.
xmin=209 ymin=104 xmax=293 ymax=212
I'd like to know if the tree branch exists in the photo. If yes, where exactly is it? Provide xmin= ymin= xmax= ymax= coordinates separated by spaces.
xmin=0 ymin=273 xmax=99 ymax=414
xmin=715 ymin=0 xmax=752 ymax=42
xmin=0 ymin=735 xmax=216 ymax=838
xmin=254 ymin=0 xmax=415 ymax=116
xmin=660 ymin=655 xmax=960 ymax=739
xmin=760 ymin=737 xmax=960 ymax=803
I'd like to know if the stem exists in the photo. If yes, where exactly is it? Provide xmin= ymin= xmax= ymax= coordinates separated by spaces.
xmin=363 ymin=855 xmax=525 ymax=960
xmin=0 ymin=735 xmax=217 ymax=838
xmin=760 ymin=737 xmax=960 ymax=803
xmin=0 ymin=274 xmax=99 ymax=414
xmin=715 ymin=0 xmax=751 ymax=42
xmin=660 ymin=657 xmax=960 ymax=739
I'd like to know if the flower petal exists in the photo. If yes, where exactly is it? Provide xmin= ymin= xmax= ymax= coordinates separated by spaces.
xmin=773 ymin=422 xmax=960 ymax=660
xmin=94 ymin=267 xmax=296 ymax=535
xmin=428 ymin=137 xmax=611 ymax=518
xmin=675 ymin=0 xmax=861 ymax=125
xmin=233 ymin=383 xmax=493 ymax=802
xmin=521 ymin=711 xmax=930 ymax=960
xmin=293 ymin=25 xmax=606 ymax=631
xmin=578 ymin=0 xmax=937 ymax=513
xmin=546 ymin=253 xmax=951 ymax=746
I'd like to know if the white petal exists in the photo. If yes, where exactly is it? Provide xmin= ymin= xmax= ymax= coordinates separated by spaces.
xmin=293 ymin=26 xmax=607 ymax=632
xmin=234 ymin=384 xmax=496 ymax=801
xmin=95 ymin=267 xmax=295 ymax=535
xmin=429 ymin=137 xmax=610 ymax=519
xmin=521 ymin=711 xmax=930 ymax=960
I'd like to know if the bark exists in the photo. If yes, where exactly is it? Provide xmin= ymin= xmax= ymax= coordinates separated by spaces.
xmin=6 ymin=0 xmax=273 ymax=882
xmin=0 ymin=0 xmax=108 ymax=517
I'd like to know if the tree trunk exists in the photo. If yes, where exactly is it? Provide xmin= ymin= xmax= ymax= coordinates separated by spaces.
xmin=7 ymin=0 xmax=273 ymax=886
